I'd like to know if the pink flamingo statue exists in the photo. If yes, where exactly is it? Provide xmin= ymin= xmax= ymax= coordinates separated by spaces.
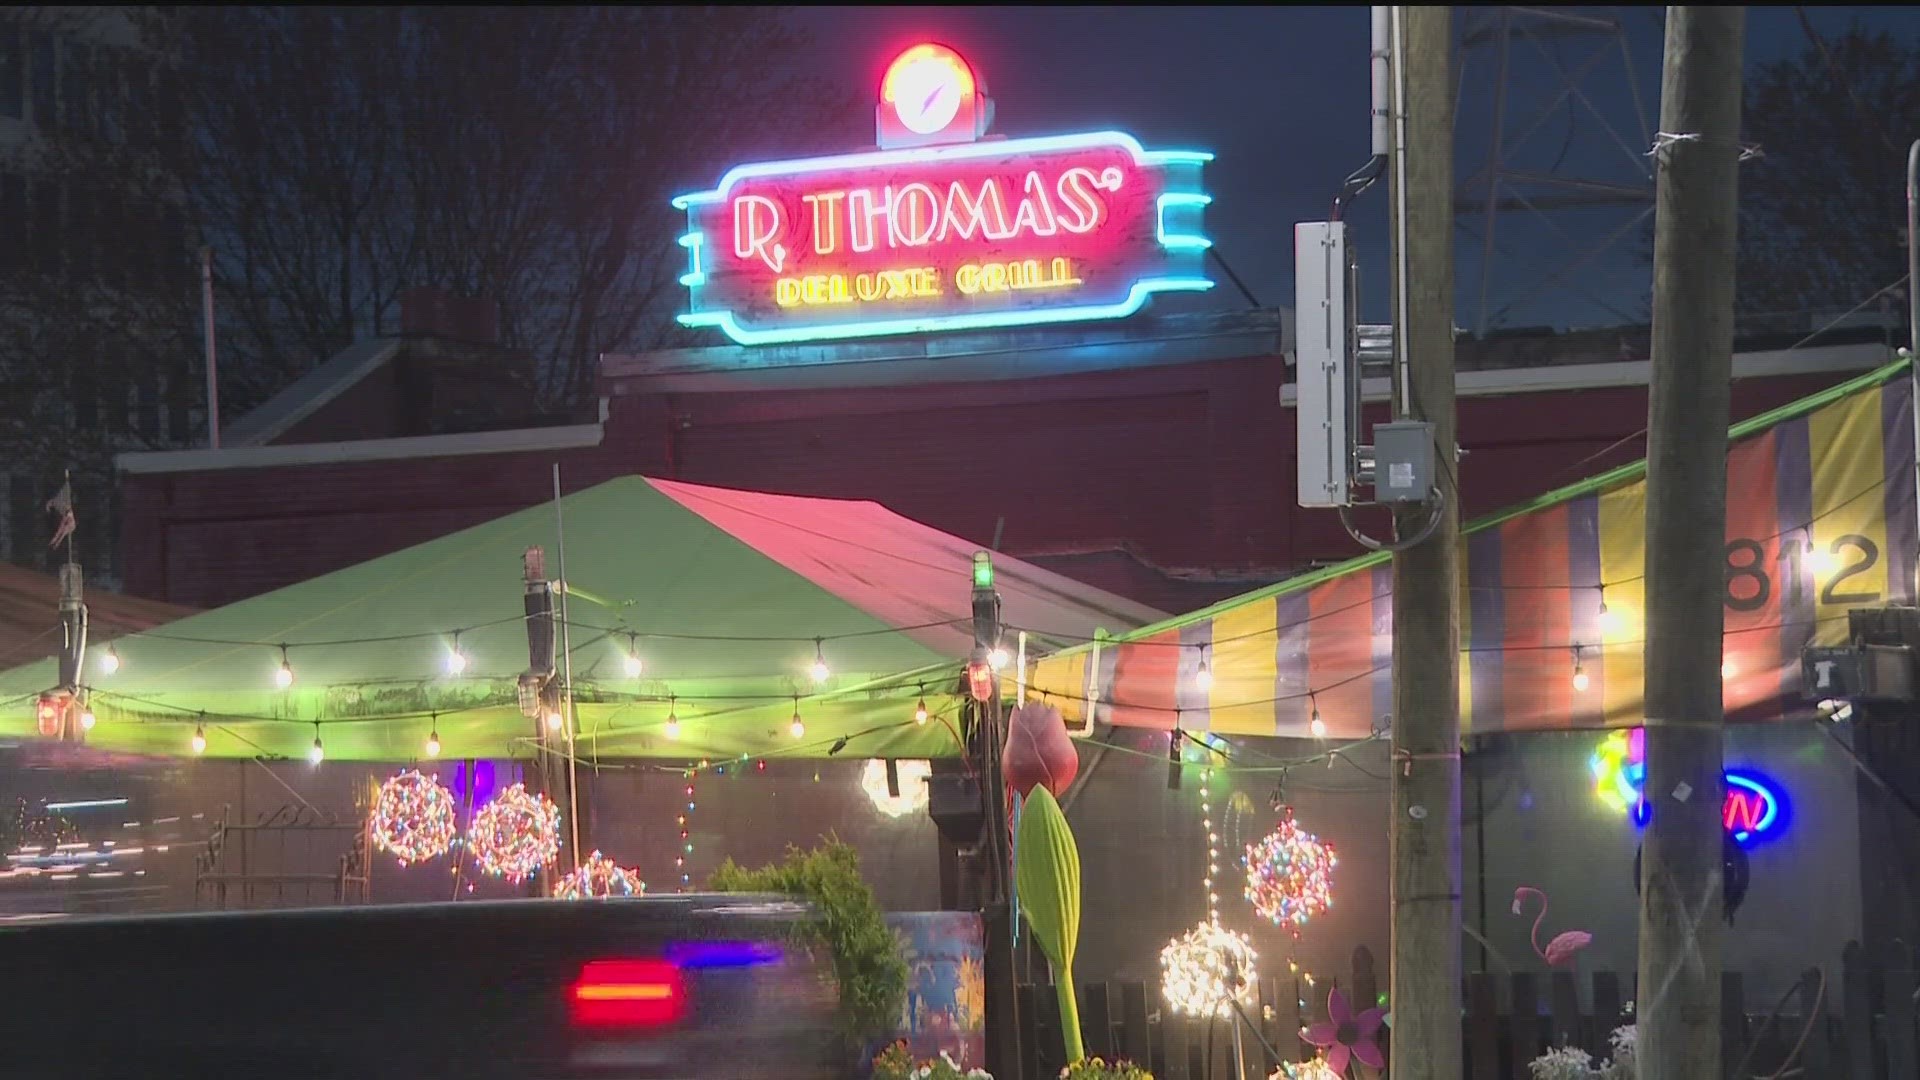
xmin=1512 ymin=886 xmax=1593 ymax=967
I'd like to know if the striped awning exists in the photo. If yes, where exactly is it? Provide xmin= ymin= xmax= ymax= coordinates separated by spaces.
xmin=1026 ymin=358 xmax=1916 ymax=737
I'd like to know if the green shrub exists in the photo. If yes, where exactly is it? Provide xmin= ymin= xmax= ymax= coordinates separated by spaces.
xmin=708 ymin=838 xmax=908 ymax=1038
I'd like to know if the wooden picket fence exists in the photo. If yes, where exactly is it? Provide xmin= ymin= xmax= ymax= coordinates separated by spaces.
xmin=1013 ymin=942 xmax=1918 ymax=1080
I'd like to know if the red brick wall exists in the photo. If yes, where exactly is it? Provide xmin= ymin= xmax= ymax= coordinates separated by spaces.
xmin=120 ymin=356 xmax=1857 ymax=608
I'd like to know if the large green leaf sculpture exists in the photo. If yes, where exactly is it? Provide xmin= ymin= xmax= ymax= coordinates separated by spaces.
xmin=1014 ymin=784 xmax=1085 ymax=1062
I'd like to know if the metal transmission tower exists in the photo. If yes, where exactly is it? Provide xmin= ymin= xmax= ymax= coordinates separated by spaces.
xmin=1454 ymin=7 xmax=1660 ymax=333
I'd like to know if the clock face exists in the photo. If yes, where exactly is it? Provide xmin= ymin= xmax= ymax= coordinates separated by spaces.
xmin=890 ymin=55 xmax=965 ymax=135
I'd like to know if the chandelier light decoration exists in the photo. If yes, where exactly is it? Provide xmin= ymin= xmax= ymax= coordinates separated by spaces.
xmin=369 ymin=770 xmax=459 ymax=866
xmin=1244 ymin=806 xmax=1337 ymax=935
xmin=553 ymin=850 xmax=646 ymax=899
xmin=1159 ymin=920 xmax=1260 ymax=1019
xmin=466 ymin=782 xmax=562 ymax=882
xmin=1159 ymin=764 xmax=1260 ymax=1019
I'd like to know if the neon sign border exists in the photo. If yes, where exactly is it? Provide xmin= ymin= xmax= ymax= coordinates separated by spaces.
xmin=673 ymin=130 xmax=1215 ymax=346
xmin=1627 ymin=769 xmax=1784 ymax=846
xmin=671 ymin=129 xmax=1212 ymax=210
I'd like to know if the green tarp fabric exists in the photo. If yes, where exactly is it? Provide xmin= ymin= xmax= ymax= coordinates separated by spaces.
xmin=0 ymin=476 xmax=1164 ymax=762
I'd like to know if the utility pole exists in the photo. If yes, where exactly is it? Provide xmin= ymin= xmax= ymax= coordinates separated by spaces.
xmin=1387 ymin=8 xmax=1462 ymax=1080
xmin=1907 ymin=137 xmax=1918 ymax=601
xmin=1636 ymin=9 xmax=1744 ymax=1080
xmin=971 ymin=552 xmax=1023 ymax=1080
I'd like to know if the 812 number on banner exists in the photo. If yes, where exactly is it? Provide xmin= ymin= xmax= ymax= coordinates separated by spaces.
xmin=1723 ymin=532 xmax=1880 ymax=613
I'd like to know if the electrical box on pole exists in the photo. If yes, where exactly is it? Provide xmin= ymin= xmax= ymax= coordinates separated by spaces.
xmin=1295 ymin=220 xmax=1427 ymax=510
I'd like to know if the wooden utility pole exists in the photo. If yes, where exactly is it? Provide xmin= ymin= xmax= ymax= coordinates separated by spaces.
xmin=1387 ymin=8 xmax=1462 ymax=1079
xmin=1636 ymin=9 xmax=1744 ymax=1080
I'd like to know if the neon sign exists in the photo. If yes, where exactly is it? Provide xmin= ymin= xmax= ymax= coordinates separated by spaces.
xmin=673 ymin=45 xmax=1213 ymax=347
xmin=1589 ymin=728 xmax=1786 ymax=846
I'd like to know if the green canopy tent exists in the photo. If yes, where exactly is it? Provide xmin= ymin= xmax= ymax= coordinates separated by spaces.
xmin=0 ymin=476 xmax=1164 ymax=762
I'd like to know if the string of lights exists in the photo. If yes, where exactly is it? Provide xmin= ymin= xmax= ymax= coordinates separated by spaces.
xmin=106 ymin=614 xmax=968 ymax=652
xmin=58 ymin=602 xmax=1849 ymax=757
xmin=1002 ymin=469 xmax=1892 ymax=654
xmin=60 ymin=470 xmax=1884 ymax=679
xmin=1159 ymin=761 xmax=1261 ymax=1019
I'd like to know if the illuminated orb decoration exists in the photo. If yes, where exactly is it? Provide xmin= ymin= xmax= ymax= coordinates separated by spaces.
xmin=370 ymin=770 xmax=458 ymax=866
xmin=1159 ymin=921 xmax=1259 ymax=1019
xmin=553 ymin=850 xmax=646 ymax=900
xmin=467 ymin=783 xmax=562 ymax=882
xmin=1243 ymin=809 xmax=1337 ymax=933
xmin=862 ymin=758 xmax=933 ymax=818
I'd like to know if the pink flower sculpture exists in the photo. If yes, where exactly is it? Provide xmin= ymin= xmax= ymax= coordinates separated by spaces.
xmin=1301 ymin=987 xmax=1385 ymax=1074
xmin=1002 ymin=701 xmax=1078 ymax=798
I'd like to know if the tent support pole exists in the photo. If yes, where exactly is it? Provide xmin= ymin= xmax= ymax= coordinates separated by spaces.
xmin=553 ymin=463 xmax=584 ymax=875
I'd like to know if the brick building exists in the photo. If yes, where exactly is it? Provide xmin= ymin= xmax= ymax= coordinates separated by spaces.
xmin=112 ymin=306 xmax=1897 ymax=612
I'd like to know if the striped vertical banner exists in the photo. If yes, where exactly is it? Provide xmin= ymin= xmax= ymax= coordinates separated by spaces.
xmin=1275 ymin=590 xmax=1314 ymax=734
xmin=1369 ymin=564 xmax=1394 ymax=733
xmin=1209 ymin=595 xmax=1278 ymax=735
xmin=1307 ymin=567 xmax=1379 ymax=738
xmin=1500 ymin=503 xmax=1574 ymax=730
xmin=1597 ymin=480 xmax=1646 ymax=725
xmin=1566 ymin=495 xmax=1605 ymax=728
xmin=1723 ymin=426 xmax=1784 ymax=713
xmin=1177 ymin=620 xmax=1213 ymax=732
xmin=1466 ymin=527 xmax=1504 ymax=734
xmin=1774 ymin=414 xmax=1816 ymax=696
xmin=1882 ymin=375 xmax=1918 ymax=607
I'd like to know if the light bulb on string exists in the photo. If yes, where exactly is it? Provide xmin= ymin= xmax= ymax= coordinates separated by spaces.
xmin=914 ymin=694 xmax=929 ymax=725
xmin=988 ymin=645 xmax=1011 ymax=671
xmin=100 ymin=644 xmax=120 ymax=675
xmin=545 ymin=708 xmax=564 ymax=734
xmin=445 ymin=633 xmax=468 ymax=676
xmin=1596 ymin=585 xmax=1621 ymax=636
xmin=1807 ymin=536 xmax=1837 ymax=577
xmin=1572 ymin=647 xmax=1589 ymax=693
xmin=809 ymin=639 xmax=830 ymax=683
xmin=1308 ymin=694 xmax=1326 ymax=739
xmin=425 ymin=715 xmax=442 ymax=759
xmin=308 ymin=723 xmax=325 ymax=765
xmin=191 ymin=722 xmax=207 ymax=755
xmin=664 ymin=696 xmax=680 ymax=740
xmin=275 ymin=646 xmax=294 ymax=689
xmin=790 ymin=697 xmax=806 ymax=739
xmin=1200 ymin=764 xmax=1218 ymax=924
xmin=623 ymin=633 xmax=644 ymax=679
xmin=79 ymin=708 xmax=96 ymax=732
xmin=678 ymin=766 xmax=697 ymax=891
xmin=1195 ymin=646 xmax=1213 ymax=692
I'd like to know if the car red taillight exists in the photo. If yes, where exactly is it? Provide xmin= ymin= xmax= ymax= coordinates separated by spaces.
xmin=568 ymin=959 xmax=686 ymax=1030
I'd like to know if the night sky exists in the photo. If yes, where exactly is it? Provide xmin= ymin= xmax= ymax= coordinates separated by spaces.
xmin=766 ymin=6 xmax=1917 ymax=332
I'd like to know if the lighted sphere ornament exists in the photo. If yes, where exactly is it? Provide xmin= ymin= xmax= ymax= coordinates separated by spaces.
xmin=1001 ymin=701 xmax=1078 ymax=798
xmin=553 ymin=850 xmax=646 ymax=899
xmin=1243 ymin=808 xmax=1337 ymax=934
xmin=467 ymin=782 xmax=563 ymax=883
xmin=370 ymin=769 xmax=458 ymax=865
xmin=1159 ymin=920 xmax=1259 ymax=1019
